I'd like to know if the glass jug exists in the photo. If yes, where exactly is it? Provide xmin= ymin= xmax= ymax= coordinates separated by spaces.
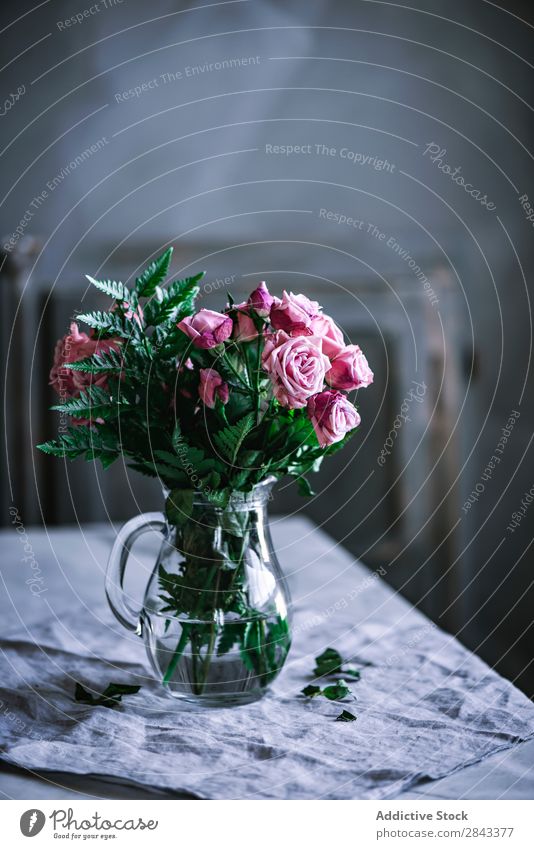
xmin=105 ymin=479 xmax=292 ymax=707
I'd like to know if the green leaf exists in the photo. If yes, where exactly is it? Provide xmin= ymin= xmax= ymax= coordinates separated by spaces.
xmin=219 ymin=507 xmax=249 ymax=538
xmin=214 ymin=413 xmax=256 ymax=465
xmin=37 ymin=441 xmax=75 ymax=458
xmin=76 ymin=310 xmax=133 ymax=338
xmin=341 ymin=667 xmax=361 ymax=680
xmin=335 ymin=709 xmax=357 ymax=722
xmin=37 ymin=424 xmax=119 ymax=463
xmin=313 ymin=647 xmax=343 ymax=677
xmin=216 ymin=622 xmax=246 ymax=657
xmin=143 ymin=273 xmax=203 ymax=326
xmin=85 ymin=276 xmax=131 ymax=303
xmin=205 ymin=487 xmax=231 ymax=508
xmin=312 ymin=648 xmax=361 ymax=681
xmin=166 ymin=428 xmax=220 ymax=478
xmin=135 ymin=247 xmax=173 ymax=297
xmin=296 ymin=475 xmax=315 ymax=497
xmin=74 ymin=681 xmax=140 ymax=708
xmin=302 ymin=684 xmax=322 ymax=698
xmin=322 ymin=680 xmax=351 ymax=701
xmin=165 ymin=488 xmax=194 ymax=526
xmin=63 ymin=347 xmax=125 ymax=375
xmin=50 ymin=386 xmax=127 ymax=420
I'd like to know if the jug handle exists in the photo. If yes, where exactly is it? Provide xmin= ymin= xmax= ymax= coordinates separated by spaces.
xmin=105 ymin=512 xmax=167 ymax=633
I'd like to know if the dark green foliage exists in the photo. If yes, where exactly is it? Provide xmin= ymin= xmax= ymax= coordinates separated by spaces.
xmin=335 ymin=709 xmax=357 ymax=722
xmin=213 ymin=413 xmax=256 ymax=464
xmin=135 ymin=247 xmax=173 ymax=297
xmin=322 ymin=680 xmax=351 ymax=701
xmin=144 ymin=273 xmax=203 ymax=326
xmin=74 ymin=681 xmax=140 ymax=708
xmin=302 ymin=684 xmax=322 ymax=698
xmin=313 ymin=647 xmax=361 ymax=680
xmin=50 ymin=385 xmax=128 ymax=420
xmin=62 ymin=347 xmax=125 ymax=375
xmin=301 ymin=680 xmax=351 ymax=701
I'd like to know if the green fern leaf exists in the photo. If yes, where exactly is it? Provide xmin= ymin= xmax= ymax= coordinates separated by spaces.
xmin=63 ymin=348 xmax=125 ymax=375
xmin=76 ymin=310 xmax=134 ymax=338
xmin=214 ymin=413 xmax=256 ymax=465
xmin=85 ymin=276 xmax=131 ymax=303
xmin=50 ymin=386 xmax=128 ymax=419
xmin=37 ymin=424 xmax=119 ymax=463
xmin=36 ymin=439 xmax=80 ymax=459
xmin=143 ymin=274 xmax=202 ymax=326
xmin=135 ymin=247 xmax=173 ymax=297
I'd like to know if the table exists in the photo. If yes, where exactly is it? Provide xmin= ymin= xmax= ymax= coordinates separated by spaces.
xmin=1 ymin=518 xmax=533 ymax=800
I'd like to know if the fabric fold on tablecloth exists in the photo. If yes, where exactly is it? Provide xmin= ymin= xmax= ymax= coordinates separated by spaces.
xmin=1 ymin=587 xmax=534 ymax=799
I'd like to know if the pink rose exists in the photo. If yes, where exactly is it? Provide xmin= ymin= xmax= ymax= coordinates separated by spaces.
xmin=49 ymin=322 xmax=120 ymax=425
xmin=232 ymin=303 xmax=259 ymax=342
xmin=177 ymin=309 xmax=233 ymax=349
xmin=198 ymin=368 xmax=229 ymax=408
xmin=307 ymin=390 xmax=361 ymax=447
xmin=248 ymin=281 xmax=273 ymax=317
xmin=326 ymin=345 xmax=374 ymax=391
xmin=49 ymin=322 xmax=120 ymax=397
xmin=309 ymin=313 xmax=345 ymax=357
xmin=262 ymin=331 xmax=330 ymax=409
xmin=270 ymin=291 xmax=321 ymax=335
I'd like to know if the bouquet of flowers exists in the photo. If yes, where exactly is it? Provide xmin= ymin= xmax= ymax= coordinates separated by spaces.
xmin=38 ymin=248 xmax=373 ymax=701
xmin=39 ymin=246 xmax=373 ymax=505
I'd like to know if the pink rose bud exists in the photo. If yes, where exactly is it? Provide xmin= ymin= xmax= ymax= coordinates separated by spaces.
xmin=198 ymin=368 xmax=229 ymax=408
xmin=309 ymin=313 xmax=345 ymax=358
xmin=177 ymin=309 xmax=233 ymax=349
xmin=270 ymin=290 xmax=321 ymax=335
xmin=262 ymin=330 xmax=330 ymax=409
xmin=326 ymin=344 xmax=374 ymax=391
xmin=307 ymin=390 xmax=361 ymax=447
xmin=233 ymin=303 xmax=259 ymax=342
xmin=248 ymin=281 xmax=273 ymax=317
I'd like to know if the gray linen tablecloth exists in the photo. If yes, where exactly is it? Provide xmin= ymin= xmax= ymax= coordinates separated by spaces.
xmin=1 ymin=518 xmax=533 ymax=799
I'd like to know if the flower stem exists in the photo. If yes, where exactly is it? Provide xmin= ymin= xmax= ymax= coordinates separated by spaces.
xmin=162 ymin=623 xmax=190 ymax=684
xmin=199 ymin=570 xmax=221 ymax=692
xmin=255 ymin=336 xmax=262 ymax=424
xmin=162 ymin=561 xmax=219 ymax=686
xmin=220 ymin=350 xmax=251 ymax=391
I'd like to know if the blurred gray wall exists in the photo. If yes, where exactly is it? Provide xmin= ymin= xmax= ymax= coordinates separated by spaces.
xmin=1 ymin=0 xmax=533 ymax=693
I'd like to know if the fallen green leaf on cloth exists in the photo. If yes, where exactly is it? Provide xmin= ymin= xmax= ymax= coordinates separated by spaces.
xmin=74 ymin=682 xmax=141 ymax=708
xmin=335 ymin=709 xmax=357 ymax=722
xmin=301 ymin=680 xmax=351 ymax=701
xmin=313 ymin=647 xmax=361 ymax=680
